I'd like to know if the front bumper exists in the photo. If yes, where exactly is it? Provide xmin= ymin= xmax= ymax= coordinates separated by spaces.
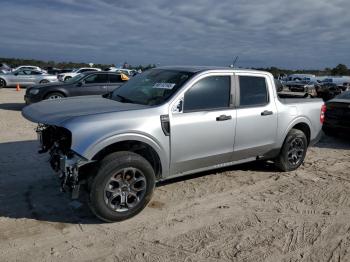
xmin=24 ymin=94 xmax=42 ymax=105
xmin=49 ymin=147 xmax=88 ymax=199
xmin=36 ymin=125 xmax=88 ymax=198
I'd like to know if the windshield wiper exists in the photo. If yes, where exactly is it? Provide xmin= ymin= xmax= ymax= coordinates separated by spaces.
xmin=115 ymin=94 xmax=136 ymax=104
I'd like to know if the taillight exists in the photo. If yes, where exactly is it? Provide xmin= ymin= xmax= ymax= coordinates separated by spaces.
xmin=320 ymin=104 xmax=326 ymax=124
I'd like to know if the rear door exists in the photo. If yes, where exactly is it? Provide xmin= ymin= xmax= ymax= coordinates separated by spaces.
xmin=72 ymin=73 xmax=109 ymax=96
xmin=233 ymin=73 xmax=278 ymax=159
xmin=170 ymin=73 xmax=236 ymax=175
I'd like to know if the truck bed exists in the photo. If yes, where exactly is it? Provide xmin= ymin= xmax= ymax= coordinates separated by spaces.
xmin=278 ymin=97 xmax=323 ymax=104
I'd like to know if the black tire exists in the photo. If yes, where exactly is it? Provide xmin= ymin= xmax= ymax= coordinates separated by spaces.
xmin=40 ymin=79 xmax=49 ymax=84
xmin=44 ymin=92 xmax=64 ymax=100
xmin=0 ymin=78 xmax=6 ymax=88
xmin=275 ymin=129 xmax=308 ymax=172
xmin=64 ymin=76 xmax=72 ymax=81
xmin=89 ymin=151 xmax=155 ymax=222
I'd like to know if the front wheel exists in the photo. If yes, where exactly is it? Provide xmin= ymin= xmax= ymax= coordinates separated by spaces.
xmin=275 ymin=129 xmax=308 ymax=171
xmin=40 ymin=79 xmax=49 ymax=84
xmin=45 ymin=92 xmax=64 ymax=100
xmin=89 ymin=151 xmax=155 ymax=222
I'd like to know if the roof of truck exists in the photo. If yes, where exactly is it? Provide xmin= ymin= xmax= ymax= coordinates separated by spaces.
xmin=157 ymin=66 xmax=267 ymax=74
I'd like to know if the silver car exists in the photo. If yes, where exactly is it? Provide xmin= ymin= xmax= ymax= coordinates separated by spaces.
xmin=23 ymin=66 xmax=324 ymax=222
xmin=0 ymin=69 xmax=58 ymax=88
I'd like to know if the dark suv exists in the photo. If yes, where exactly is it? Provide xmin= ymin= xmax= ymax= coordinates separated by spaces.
xmin=24 ymin=71 xmax=128 ymax=104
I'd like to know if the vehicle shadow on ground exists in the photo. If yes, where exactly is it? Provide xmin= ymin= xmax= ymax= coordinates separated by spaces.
xmin=314 ymin=133 xmax=350 ymax=150
xmin=0 ymin=140 xmax=100 ymax=225
xmin=0 ymin=103 xmax=25 ymax=111
xmin=0 ymin=140 xmax=281 ymax=224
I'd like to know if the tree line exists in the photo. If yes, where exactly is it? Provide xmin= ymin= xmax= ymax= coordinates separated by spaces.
xmin=0 ymin=57 xmax=157 ymax=71
xmin=1 ymin=57 xmax=348 ymax=77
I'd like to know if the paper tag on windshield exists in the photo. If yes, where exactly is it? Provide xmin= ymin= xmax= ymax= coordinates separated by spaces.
xmin=153 ymin=83 xmax=176 ymax=89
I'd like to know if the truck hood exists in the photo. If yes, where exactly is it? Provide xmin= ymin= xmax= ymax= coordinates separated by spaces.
xmin=22 ymin=95 xmax=148 ymax=125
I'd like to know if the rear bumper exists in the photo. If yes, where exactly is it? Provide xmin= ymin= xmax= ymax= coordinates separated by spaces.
xmin=310 ymin=129 xmax=323 ymax=146
xmin=323 ymin=122 xmax=350 ymax=133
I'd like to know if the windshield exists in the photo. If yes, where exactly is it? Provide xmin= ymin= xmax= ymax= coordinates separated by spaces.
xmin=65 ymin=74 xmax=85 ymax=83
xmin=110 ymin=69 xmax=194 ymax=106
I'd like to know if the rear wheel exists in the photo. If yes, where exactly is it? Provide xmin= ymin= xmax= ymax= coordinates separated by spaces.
xmin=89 ymin=151 xmax=155 ymax=222
xmin=275 ymin=129 xmax=307 ymax=171
xmin=0 ymin=78 xmax=6 ymax=88
xmin=44 ymin=92 xmax=64 ymax=100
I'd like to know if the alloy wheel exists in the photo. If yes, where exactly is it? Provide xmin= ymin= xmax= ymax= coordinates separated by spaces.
xmin=287 ymin=137 xmax=305 ymax=166
xmin=104 ymin=167 xmax=147 ymax=212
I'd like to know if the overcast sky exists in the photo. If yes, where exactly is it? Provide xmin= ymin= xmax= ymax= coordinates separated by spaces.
xmin=1 ymin=0 xmax=349 ymax=69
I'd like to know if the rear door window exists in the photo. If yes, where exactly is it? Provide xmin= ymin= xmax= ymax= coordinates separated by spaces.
xmin=109 ymin=74 xmax=122 ymax=83
xmin=84 ymin=74 xmax=108 ymax=84
xmin=239 ymin=76 xmax=268 ymax=107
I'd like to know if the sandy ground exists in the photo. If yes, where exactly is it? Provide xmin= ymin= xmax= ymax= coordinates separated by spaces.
xmin=1 ymin=88 xmax=350 ymax=262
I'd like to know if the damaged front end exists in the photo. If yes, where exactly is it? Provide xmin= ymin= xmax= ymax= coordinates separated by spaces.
xmin=36 ymin=124 xmax=91 ymax=199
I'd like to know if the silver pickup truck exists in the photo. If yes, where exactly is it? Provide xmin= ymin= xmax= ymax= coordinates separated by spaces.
xmin=22 ymin=66 xmax=325 ymax=222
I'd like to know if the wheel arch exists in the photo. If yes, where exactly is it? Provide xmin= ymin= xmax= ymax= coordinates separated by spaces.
xmin=292 ymin=122 xmax=311 ymax=145
xmin=282 ymin=117 xmax=312 ymax=146
xmin=0 ymin=77 xmax=7 ymax=87
xmin=76 ymin=132 xmax=169 ymax=179
xmin=43 ymin=90 xmax=67 ymax=99
xmin=91 ymin=140 xmax=163 ymax=179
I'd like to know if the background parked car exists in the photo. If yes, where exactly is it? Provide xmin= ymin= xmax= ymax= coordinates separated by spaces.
xmin=341 ymin=82 xmax=350 ymax=91
xmin=12 ymin=65 xmax=47 ymax=73
xmin=57 ymin=67 xmax=101 ymax=81
xmin=323 ymin=91 xmax=350 ymax=136
xmin=104 ymin=67 xmax=136 ymax=76
xmin=284 ymin=80 xmax=317 ymax=97
xmin=316 ymin=82 xmax=342 ymax=101
xmin=0 ymin=62 xmax=11 ymax=74
xmin=24 ymin=71 xmax=128 ymax=104
xmin=274 ymin=79 xmax=284 ymax=92
xmin=46 ymin=67 xmax=73 ymax=75
xmin=0 ymin=69 xmax=58 ymax=88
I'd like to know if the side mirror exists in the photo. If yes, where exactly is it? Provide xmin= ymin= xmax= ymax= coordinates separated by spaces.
xmin=14 ymin=72 xmax=18 ymax=76
xmin=77 ymin=81 xmax=83 ymax=87
xmin=172 ymin=99 xmax=183 ymax=113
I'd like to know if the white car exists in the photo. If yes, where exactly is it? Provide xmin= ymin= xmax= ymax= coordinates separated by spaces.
xmin=57 ymin=67 xmax=101 ymax=81
xmin=105 ymin=67 xmax=136 ymax=76
xmin=12 ymin=65 xmax=47 ymax=73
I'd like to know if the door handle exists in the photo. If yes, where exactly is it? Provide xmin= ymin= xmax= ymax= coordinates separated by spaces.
xmin=261 ymin=110 xmax=273 ymax=116
xmin=216 ymin=115 xmax=232 ymax=121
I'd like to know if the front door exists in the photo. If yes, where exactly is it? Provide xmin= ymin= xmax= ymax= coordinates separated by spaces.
xmin=170 ymin=74 xmax=236 ymax=175
xmin=12 ymin=70 xmax=35 ymax=86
